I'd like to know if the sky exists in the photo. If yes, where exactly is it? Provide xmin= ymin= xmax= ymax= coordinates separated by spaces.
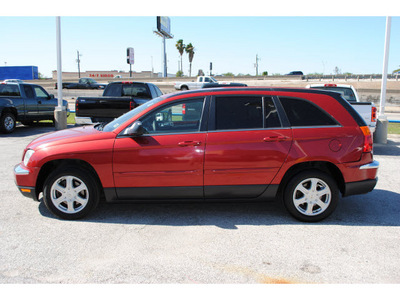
xmin=1 ymin=1 xmax=399 ymax=78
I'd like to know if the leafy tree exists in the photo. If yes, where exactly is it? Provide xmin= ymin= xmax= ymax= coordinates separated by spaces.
xmin=262 ymin=71 xmax=268 ymax=76
xmin=175 ymin=39 xmax=185 ymax=74
xmin=176 ymin=70 xmax=183 ymax=77
xmin=223 ymin=72 xmax=235 ymax=77
xmin=185 ymin=43 xmax=195 ymax=77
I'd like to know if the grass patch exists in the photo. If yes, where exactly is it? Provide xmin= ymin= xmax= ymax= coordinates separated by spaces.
xmin=67 ymin=113 xmax=76 ymax=124
xmin=388 ymin=122 xmax=400 ymax=134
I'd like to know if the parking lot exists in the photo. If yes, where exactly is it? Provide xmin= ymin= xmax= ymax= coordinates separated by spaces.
xmin=1 ymin=124 xmax=399 ymax=284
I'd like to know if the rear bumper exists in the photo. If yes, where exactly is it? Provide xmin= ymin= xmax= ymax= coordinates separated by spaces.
xmin=343 ymin=160 xmax=379 ymax=196
xmin=344 ymin=178 xmax=378 ymax=197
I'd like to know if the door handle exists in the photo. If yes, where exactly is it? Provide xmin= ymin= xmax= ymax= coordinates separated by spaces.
xmin=178 ymin=141 xmax=202 ymax=147
xmin=263 ymin=136 xmax=288 ymax=142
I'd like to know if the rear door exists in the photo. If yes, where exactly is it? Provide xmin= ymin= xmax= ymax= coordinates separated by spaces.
xmin=21 ymin=85 xmax=38 ymax=119
xmin=204 ymin=95 xmax=292 ymax=199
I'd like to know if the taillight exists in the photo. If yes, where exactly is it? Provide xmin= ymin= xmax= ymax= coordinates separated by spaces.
xmin=75 ymin=101 xmax=78 ymax=113
xmin=371 ymin=106 xmax=377 ymax=123
xmin=182 ymin=104 xmax=186 ymax=115
xmin=324 ymin=84 xmax=337 ymax=87
xmin=360 ymin=126 xmax=373 ymax=153
xmin=129 ymin=101 xmax=135 ymax=110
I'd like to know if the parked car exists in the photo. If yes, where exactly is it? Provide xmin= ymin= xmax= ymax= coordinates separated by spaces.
xmin=305 ymin=84 xmax=376 ymax=133
xmin=14 ymin=87 xmax=378 ymax=221
xmin=285 ymin=71 xmax=304 ymax=76
xmin=174 ymin=76 xmax=230 ymax=90
xmin=202 ymin=83 xmax=247 ymax=88
xmin=75 ymin=81 xmax=163 ymax=125
xmin=0 ymin=82 xmax=68 ymax=133
xmin=55 ymin=78 xmax=107 ymax=90
xmin=2 ymin=79 xmax=24 ymax=83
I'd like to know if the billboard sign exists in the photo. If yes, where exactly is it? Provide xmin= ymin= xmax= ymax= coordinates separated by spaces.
xmin=157 ymin=16 xmax=172 ymax=38
xmin=127 ymin=47 xmax=134 ymax=65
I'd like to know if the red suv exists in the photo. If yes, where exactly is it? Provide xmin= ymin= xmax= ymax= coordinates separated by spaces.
xmin=14 ymin=87 xmax=379 ymax=222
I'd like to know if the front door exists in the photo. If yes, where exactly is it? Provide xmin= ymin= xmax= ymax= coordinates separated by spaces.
xmin=113 ymin=97 xmax=207 ymax=200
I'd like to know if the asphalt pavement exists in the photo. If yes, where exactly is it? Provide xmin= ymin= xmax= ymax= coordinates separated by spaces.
xmin=0 ymin=124 xmax=399 ymax=285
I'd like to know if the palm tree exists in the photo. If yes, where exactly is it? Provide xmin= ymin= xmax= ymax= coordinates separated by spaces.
xmin=175 ymin=39 xmax=185 ymax=74
xmin=185 ymin=43 xmax=195 ymax=77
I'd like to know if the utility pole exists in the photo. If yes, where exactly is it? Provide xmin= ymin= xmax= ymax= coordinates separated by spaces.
xmin=255 ymin=54 xmax=261 ymax=76
xmin=76 ymin=50 xmax=82 ymax=78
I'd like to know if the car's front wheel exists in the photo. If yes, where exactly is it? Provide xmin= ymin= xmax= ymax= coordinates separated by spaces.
xmin=0 ymin=112 xmax=16 ymax=133
xmin=43 ymin=167 xmax=100 ymax=220
xmin=283 ymin=170 xmax=339 ymax=222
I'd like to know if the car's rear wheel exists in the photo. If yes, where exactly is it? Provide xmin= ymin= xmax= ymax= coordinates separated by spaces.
xmin=43 ymin=167 xmax=100 ymax=220
xmin=283 ymin=170 xmax=339 ymax=222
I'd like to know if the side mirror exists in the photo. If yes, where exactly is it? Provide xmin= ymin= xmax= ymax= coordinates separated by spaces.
xmin=49 ymin=94 xmax=55 ymax=99
xmin=122 ymin=121 xmax=146 ymax=136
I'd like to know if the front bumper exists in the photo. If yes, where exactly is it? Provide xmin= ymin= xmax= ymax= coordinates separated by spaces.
xmin=14 ymin=164 xmax=38 ymax=201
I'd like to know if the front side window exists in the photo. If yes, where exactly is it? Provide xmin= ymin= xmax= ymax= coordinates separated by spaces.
xmin=33 ymin=86 xmax=49 ymax=98
xmin=279 ymin=97 xmax=338 ymax=127
xmin=140 ymin=98 xmax=204 ymax=134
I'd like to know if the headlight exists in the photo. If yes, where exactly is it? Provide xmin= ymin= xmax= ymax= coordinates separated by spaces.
xmin=23 ymin=149 xmax=35 ymax=166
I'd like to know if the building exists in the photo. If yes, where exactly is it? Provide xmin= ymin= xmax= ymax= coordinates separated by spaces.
xmin=52 ymin=70 xmax=161 ymax=80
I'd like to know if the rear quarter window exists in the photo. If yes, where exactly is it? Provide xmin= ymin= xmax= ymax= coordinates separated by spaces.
xmin=279 ymin=97 xmax=338 ymax=127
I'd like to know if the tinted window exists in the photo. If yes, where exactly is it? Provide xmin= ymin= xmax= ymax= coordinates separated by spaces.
xmin=103 ymin=84 xmax=122 ymax=97
xmin=0 ymin=85 xmax=20 ymax=97
xmin=311 ymin=86 xmax=356 ymax=102
xmin=154 ymin=85 xmax=163 ymax=97
xmin=141 ymin=98 xmax=204 ymax=134
xmin=279 ymin=97 xmax=338 ymax=127
xmin=215 ymin=96 xmax=263 ymax=130
xmin=23 ymin=85 xmax=35 ymax=98
xmin=264 ymin=97 xmax=281 ymax=128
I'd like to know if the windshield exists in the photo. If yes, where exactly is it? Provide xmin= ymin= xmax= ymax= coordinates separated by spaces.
xmin=102 ymin=96 xmax=165 ymax=132
xmin=313 ymin=86 xmax=356 ymax=102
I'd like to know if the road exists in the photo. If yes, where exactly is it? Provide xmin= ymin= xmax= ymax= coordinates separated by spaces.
xmin=1 ymin=125 xmax=399 ymax=287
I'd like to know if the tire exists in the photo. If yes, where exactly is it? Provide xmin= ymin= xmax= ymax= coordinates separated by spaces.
xmin=0 ymin=112 xmax=16 ymax=133
xmin=43 ymin=167 xmax=100 ymax=220
xmin=181 ymin=86 xmax=188 ymax=91
xmin=283 ymin=170 xmax=339 ymax=222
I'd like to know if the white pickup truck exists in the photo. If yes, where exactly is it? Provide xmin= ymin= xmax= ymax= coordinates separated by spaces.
xmin=306 ymin=84 xmax=377 ymax=133
xmin=174 ymin=76 xmax=229 ymax=91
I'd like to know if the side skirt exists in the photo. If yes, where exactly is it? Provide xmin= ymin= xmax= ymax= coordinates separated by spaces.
xmin=103 ymin=185 xmax=279 ymax=203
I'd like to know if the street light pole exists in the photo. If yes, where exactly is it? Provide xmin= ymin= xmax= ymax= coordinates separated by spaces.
xmin=375 ymin=16 xmax=392 ymax=144
xmin=54 ymin=16 xmax=67 ymax=131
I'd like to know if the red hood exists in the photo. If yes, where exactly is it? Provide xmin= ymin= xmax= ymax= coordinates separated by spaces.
xmin=27 ymin=126 xmax=116 ymax=151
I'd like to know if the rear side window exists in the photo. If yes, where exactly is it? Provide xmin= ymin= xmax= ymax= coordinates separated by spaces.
xmin=215 ymin=96 xmax=263 ymax=130
xmin=279 ymin=97 xmax=338 ymax=127
xmin=0 ymin=85 xmax=20 ymax=97
xmin=214 ymin=96 xmax=281 ymax=130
